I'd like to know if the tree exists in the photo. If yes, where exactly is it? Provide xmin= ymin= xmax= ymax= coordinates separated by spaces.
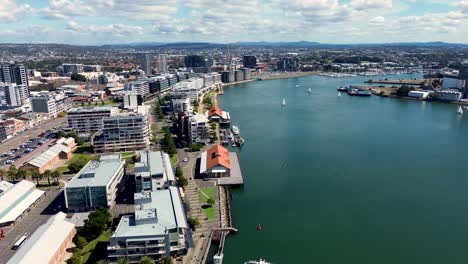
xmin=75 ymin=235 xmax=87 ymax=249
xmin=188 ymin=217 xmax=200 ymax=228
xmin=175 ymin=166 xmax=183 ymax=178
xmin=158 ymin=256 xmax=173 ymax=264
xmin=43 ymin=169 xmax=52 ymax=186
xmin=96 ymin=260 xmax=108 ymax=264
xmin=30 ymin=169 xmax=43 ymax=185
xmin=117 ymin=258 xmax=129 ymax=264
xmin=68 ymin=158 xmax=87 ymax=173
xmin=207 ymin=198 xmax=215 ymax=206
xmin=67 ymin=254 xmax=81 ymax=264
xmin=52 ymin=170 xmax=61 ymax=184
xmin=193 ymin=99 xmax=199 ymax=109
xmin=71 ymin=73 xmax=87 ymax=82
xmin=0 ymin=168 xmax=5 ymax=181
xmin=16 ymin=169 xmax=28 ymax=181
xmin=57 ymin=130 xmax=66 ymax=138
xmin=178 ymin=176 xmax=188 ymax=187
xmin=7 ymin=165 xmax=17 ymax=182
xmin=139 ymin=256 xmax=156 ymax=264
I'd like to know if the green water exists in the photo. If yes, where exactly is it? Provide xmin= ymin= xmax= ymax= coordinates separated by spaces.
xmin=219 ymin=74 xmax=468 ymax=264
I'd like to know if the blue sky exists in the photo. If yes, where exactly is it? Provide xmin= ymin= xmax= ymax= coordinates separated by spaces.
xmin=1 ymin=0 xmax=467 ymax=45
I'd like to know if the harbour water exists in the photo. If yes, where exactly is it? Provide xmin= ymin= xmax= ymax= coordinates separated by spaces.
xmin=219 ymin=74 xmax=468 ymax=264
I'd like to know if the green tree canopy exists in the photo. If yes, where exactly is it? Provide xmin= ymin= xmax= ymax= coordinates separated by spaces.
xmin=71 ymin=73 xmax=87 ymax=82
xmin=139 ymin=256 xmax=156 ymax=264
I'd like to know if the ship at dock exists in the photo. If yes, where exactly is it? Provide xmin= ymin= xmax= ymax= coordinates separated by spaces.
xmin=348 ymin=88 xmax=372 ymax=96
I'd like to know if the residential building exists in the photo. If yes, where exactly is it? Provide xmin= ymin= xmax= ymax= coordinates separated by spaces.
xmin=203 ymin=72 xmax=222 ymax=87
xmin=142 ymin=53 xmax=153 ymax=76
xmin=234 ymin=70 xmax=244 ymax=82
xmin=123 ymin=93 xmax=143 ymax=110
xmin=243 ymin=55 xmax=257 ymax=68
xmin=220 ymin=71 xmax=235 ymax=83
xmin=125 ymin=80 xmax=150 ymax=96
xmin=171 ymin=78 xmax=204 ymax=102
xmin=7 ymin=212 xmax=76 ymax=264
xmin=107 ymin=187 xmax=188 ymax=263
xmin=148 ymin=76 xmax=170 ymax=94
xmin=0 ymin=180 xmax=45 ymax=227
xmin=92 ymin=106 xmax=150 ymax=153
xmin=134 ymin=151 xmax=176 ymax=192
xmin=65 ymin=154 xmax=125 ymax=212
xmin=67 ymin=106 xmax=115 ymax=134
xmin=0 ymin=64 xmax=29 ymax=102
xmin=241 ymin=68 xmax=251 ymax=80
xmin=172 ymin=97 xmax=193 ymax=113
xmin=24 ymin=137 xmax=76 ymax=173
xmin=460 ymin=60 xmax=468 ymax=98
xmin=158 ymin=54 xmax=167 ymax=73
xmin=0 ymin=82 xmax=22 ymax=108
xmin=184 ymin=55 xmax=206 ymax=68
xmin=62 ymin=63 xmax=84 ymax=74
xmin=277 ymin=57 xmax=300 ymax=71
xmin=189 ymin=114 xmax=211 ymax=144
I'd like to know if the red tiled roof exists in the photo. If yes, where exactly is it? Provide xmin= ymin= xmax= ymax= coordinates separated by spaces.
xmin=206 ymin=144 xmax=231 ymax=170
xmin=208 ymin=106 xmax=222 ymax=117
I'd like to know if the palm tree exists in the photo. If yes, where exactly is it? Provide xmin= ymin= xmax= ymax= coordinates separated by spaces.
xmin=52 ymin=170 xmax=61 ymax=185
xmin=16 ymin=169 xmax=28 ymax=181
xmin=117 ymin=258 xmax=129 ymax=264
xmin=43 ymin=170 xmax=52 ymax=186
xmin=139 ymin=256 xmax=155 ymax=264
xmin=7 ymin=165 xmax=17 ymax=183
xmin=0 ymin=168 xmax=6 ymax=181
xmin=158 ymin=256 xmax=173 ymax=264
xmin=30 ymin=169 xmax=43 ymax=185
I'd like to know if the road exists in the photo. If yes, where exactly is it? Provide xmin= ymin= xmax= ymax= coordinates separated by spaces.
xmin=0 ymin=189 xmax=65 ymax=263
xmin=0 ymin=117 xmax=66 ymax=156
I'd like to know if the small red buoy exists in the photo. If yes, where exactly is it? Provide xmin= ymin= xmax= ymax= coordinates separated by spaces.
xmin=257 ymin=224 xmax=262 ymax=231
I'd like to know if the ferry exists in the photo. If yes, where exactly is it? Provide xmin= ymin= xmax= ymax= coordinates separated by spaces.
xmin=232 ymin=126 xmax=240 ymax=135
xmin=244 ymin=259 xmax=271 ymax=264
xmin=337 ymin=86 xmax=350 ymax=92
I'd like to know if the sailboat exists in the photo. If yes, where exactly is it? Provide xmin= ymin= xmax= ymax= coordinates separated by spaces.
xmin=457 ymin=106 xmax=464 ymax=115
xmin=338 ymin=91 xmax=342 ymax=96
xmin=308 ymin=88 xmax=312 ymax=94
xmin=282 ymin=98 xmax=286 ymax=107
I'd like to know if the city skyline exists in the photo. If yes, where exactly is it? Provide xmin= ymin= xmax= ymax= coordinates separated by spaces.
xmin=1 ymin=0 xmax=467 ymax=45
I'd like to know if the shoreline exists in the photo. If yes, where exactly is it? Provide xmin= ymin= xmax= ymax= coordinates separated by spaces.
xmin=222 ymin=71 xmax=319 ymax=87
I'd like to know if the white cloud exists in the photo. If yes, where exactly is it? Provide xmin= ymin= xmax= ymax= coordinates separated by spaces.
xmin=66 ymin=21 xmax=144 ymax=36
xmin=350 ymin=0 xmax=392 ymax=10
xmin=0 ymin=0 xmax=33 ymax=22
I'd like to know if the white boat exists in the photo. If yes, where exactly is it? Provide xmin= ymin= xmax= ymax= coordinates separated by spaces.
xmin=232 ymin=126 xmax=240 ymax=135
xmin=338 ymin=91 xmax=342 ymax=96
xmin=308 ymin=88 xmax=312 ymax=93
xmin=457 ymin=106 xmax=464 ymax=115
xmin=282 ymin=98 xmax=286 ymax=106
xmin=244 ymin=260 xmax=271 ymax=264
xmin=296 ymin=84 xmax=300 ymax=87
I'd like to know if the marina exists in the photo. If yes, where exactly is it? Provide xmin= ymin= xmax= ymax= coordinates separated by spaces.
xmin=218 ymin=73 xmax=468 ymax=264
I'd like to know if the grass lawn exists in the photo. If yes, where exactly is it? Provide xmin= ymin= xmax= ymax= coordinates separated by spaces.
xmin=68 ymin=153 xmax=99 ymax=165
xmin=80 ymin=229 xmax=112 ymax=264
xmin=170 ymin=155 xmax=178 ymax=166
xmin=55 ymin=165 xmax=70 ymax=175
xmin=198 ymin=187 xmax=216 ymax=220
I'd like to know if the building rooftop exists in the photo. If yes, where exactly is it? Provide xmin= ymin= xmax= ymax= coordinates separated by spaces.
xmin=135 ymin=151 xmax=175 ymax=183
xmin=7 ymin=212 xmax=75 ymax=264
xmin=67 ymin=106 xmax=115 ymax=113
xmin=111 ymin=187 xmax=187 ymax=238
xmin=66 ymin=155 xmax=124 ymax=188
xmin=27 ymin=144 xmax=72 ymax=168
xmin=206 ymin=144 xmax=231 ymax=170
xmin=208 ymin=106 xmax=222 ymax=117
xmin=0 ymin=181 xmax=13 ymax=196
xmin=0 ymin=180 xmax=45 ymax=225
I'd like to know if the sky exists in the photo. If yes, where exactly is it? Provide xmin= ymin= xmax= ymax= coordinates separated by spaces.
xmin=0 ymin=0 xmax=468 ymax=45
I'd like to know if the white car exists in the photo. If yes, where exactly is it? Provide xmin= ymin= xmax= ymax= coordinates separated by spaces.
xmin=183 ymin=158 xmax=188 ymax=162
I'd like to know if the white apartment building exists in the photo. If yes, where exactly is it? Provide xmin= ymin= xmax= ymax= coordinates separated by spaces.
xmin=134 ymin=150 xmax=176 ymax=192
xmin=30 ymin=94 xmax=57 ymax=119
xmin=171 ymin=97 xmax=193 ymax=113
xmin=189 ymin=114 xmax=211 ymax=144
xmin=0 ymin=82 xmax=22 ymax=108
xmin=171 ymin=78 xmax=204 ymax=102
xmin=67 ymin=106 xmax=116 ymax=134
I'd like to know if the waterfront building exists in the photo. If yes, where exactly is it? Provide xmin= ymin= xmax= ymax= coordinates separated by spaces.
xmin=434 ymin=90 xmax=462 ymax=101
xmin=203 ymin=72 xmax=222 ymax=87
xmin=142 ymin=53 xmax=153 ymax=76
xmin=235 ymin=70 xmax=244 ymax=82
xmin=92 ymin=106 xmax=150 ymax=153
xmin=172 ymin=97 xmax=193 ymax=113
xmin=65 ymin=154 xmax=125 ymax=212
xmin=0 ymin=180 xmax=45 ymax=227
xmin=158 ymin=54 xmax=168 ymax=73
xmin=0 ymin=64 xmax=29 ymax=102
xmin=7 ymin=212 xmax=76 ymax=264
xmin=0 ymin=82 xmax=22 ymax=108
xmin=171 ymin=78 xmax=204 ymax=102
xmin=221 ymin=71 xmax=235 ymax=83
xmin=207 ymin=106 xmax=230 ymax=125
xmin=62 ymin=63 xmax=84 ymax=74
xmin=243 ymin=55 xmax=257 ymax=69
xmin=67 ymin=106 xmax=115 ymax=134
xmin=125 ymin=80 xmax=150 ymax=96
xmin=107 ymin=187 xmax=188 ymax=263
xmin=24 ymin=137 xmax=76 ymax=173
xmin=277 ymin=57 xmax=300 ymax=72
xmin=199 ymin=144 xmax=244 ymax=185
xmin=189 ymin=114 xmax=211 ymax=144
xmin=135 ymin=150 xmax=176 ymax=192
xmin=459 ymin=60 xmax=468 ymax=98
xmin=408 ymin=91 xmax=430 ymax=99
xmin=241 ymin=68 xmax=251 ymax=80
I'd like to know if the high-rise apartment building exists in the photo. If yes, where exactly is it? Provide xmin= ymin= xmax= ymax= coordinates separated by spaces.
xmin=125 ymin=80 xmax=150 ymax=96
xmin=0 ymin=64 xmax=29 ymax=103
xmin=158 ymin=54 xmax=167 ymax=73
xmin=243 ymin=55 xmax=257 ymax=68
xmin=0 ymin=82 xmax=22 ymax=108
xmin=30 ymin=94 xmax=57 ymax=119
xmin=62 ymin=64 xmax=84 ymax=74
xmin=67 ymin=106 xmax=115 ymax=134
xmin=142 ymin=53 xmax=153 ymax=76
